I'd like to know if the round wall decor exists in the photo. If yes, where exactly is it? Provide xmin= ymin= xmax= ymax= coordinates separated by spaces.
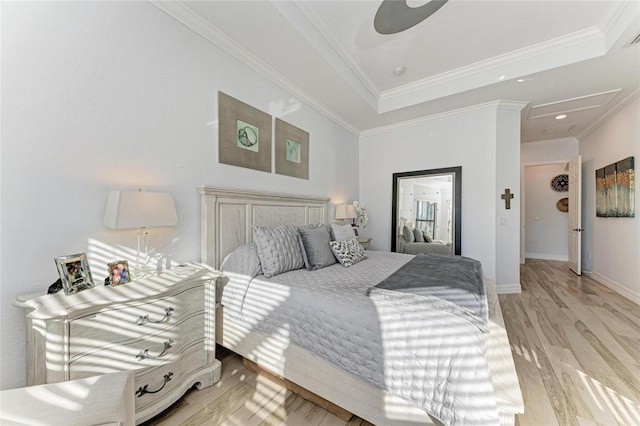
xmin=550 ymin=174 xmax=569 ymax=192
xmin=557 ymin=197 xmax=569 ymax=212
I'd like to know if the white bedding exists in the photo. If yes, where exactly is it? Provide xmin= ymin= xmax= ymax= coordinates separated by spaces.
xmin=219 ymin=250 xmax=499 ymax=426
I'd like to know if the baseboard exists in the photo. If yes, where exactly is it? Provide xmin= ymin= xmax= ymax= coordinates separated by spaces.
xmin=525 ymin=253 xmax=569 ymax=261
xmin=585 ymin=272 xmax=640 ymax=305
xmin=496 ymin=283 xmax=522 ymax=294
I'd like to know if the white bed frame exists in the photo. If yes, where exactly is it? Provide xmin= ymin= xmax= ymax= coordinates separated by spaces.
xmin=199 ymin=185 xmax=523 ymax=425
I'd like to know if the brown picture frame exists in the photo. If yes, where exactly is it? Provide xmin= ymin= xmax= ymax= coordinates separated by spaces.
xmin=218 ymin=92 xmax=272 ymax=172
xmin=275 ymin=118 xmax=309 ymax=179
xmin=107 ymin=260 xmax=131 ymax=286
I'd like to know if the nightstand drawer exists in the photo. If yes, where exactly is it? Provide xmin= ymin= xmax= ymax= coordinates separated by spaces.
xmin=69 ymin=314 xmax=204 ymax=379
xmin=134 ymin=342 xmax=207 ymax=411
xmin=70 ymin=286 xmax=203 ymax=360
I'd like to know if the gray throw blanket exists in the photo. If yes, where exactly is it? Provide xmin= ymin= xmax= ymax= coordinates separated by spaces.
xmin=370 ymin=253 xmax=488 ymax=331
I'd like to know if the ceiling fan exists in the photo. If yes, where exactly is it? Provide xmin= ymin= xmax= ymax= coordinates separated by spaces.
xmin=374 ymin=0 xmax=449 ymax=35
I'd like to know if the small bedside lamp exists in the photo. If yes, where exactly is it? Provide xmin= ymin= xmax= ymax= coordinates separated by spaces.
xmin=104 ymin=190 xmax=178 ymax=276
xmin=334 ymin=204 xmax=356 ymax=222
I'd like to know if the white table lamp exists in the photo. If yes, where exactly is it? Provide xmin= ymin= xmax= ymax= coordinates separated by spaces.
xmin=335 ymin=204 xmax=356 ymax=222
xmin=104 ymin=190 xmax=178 ymax=276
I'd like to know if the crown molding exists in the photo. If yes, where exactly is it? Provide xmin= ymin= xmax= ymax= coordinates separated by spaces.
xmin=378 ymin=27 xmax=604 ymax=113
xmin=361 ymin=100 xmax=527 ymax=138
xmin=149 ymin=0 xmax=360 ymax=136
xmin=601 ymin=0 xmax=639 ymax=50
xmin=576 ymin=84 xmax=640 ymax=140
xmin=293 ymin=2 xmax=380 ymax=107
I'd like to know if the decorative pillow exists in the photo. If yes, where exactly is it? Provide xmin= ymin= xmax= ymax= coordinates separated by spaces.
xmin=220 ymin=243 xmax=263 ymax=278
xmin=423 ymin=231 xmax=433 ymax=243
xmin=414 ymin=228 xmax=425 ymax=242
xmin=253 ymin=225 xmax=305 ymax=278
xmin=298 ymin=224 xmax=336 ymax=271
xmin=329 ymin=237 xmax=368 ymax=267
xmin=402 ymin=226 xmax=415 ymax=243
xmin=330 ymin=221 xmax=356 ymax=241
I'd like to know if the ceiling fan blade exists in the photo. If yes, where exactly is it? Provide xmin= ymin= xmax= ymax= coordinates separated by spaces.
xmin=374 ymin=0 xmax=448 ymax=35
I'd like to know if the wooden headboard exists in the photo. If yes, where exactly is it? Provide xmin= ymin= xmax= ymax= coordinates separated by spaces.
xmin=199 ymin=186 xmax=330 ymax=269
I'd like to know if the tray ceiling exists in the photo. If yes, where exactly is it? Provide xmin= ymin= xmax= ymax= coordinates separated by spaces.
xmin=154 ymin=0 xmax=640 ymax=142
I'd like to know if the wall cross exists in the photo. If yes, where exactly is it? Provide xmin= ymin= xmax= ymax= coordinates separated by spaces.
xmin=501 ymin=188 xmax=514 ymax=209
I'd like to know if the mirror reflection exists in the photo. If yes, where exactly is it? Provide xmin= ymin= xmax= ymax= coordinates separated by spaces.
xmin=392 ymin=167 xmax=461 ymax=255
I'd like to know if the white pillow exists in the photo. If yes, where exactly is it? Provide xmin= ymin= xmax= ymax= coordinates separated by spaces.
xmin=329 ymin=237 xmax=367 ymax=267
xmin=220 ymin=243 xmax=262 ymax=278
xmin=330 ymin=222 xmax=356 ymax=241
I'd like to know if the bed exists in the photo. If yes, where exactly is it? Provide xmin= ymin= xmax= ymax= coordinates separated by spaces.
xmin=199 ymin=186 xmax=523 ymax=426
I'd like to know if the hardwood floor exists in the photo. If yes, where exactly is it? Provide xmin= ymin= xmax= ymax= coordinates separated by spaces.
xmin=503 ymin=259 xmax=639 ymax=426
xmin=145 ymin=259 xmax=639 ymax=425
xmin=143 ymin=348 xmax=372 ymax=426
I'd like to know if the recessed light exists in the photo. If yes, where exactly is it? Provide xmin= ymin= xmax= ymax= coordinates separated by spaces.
xmin=555 ymin=114 xmax=567 ymax=120
xmin=517 ymin=79 xmax=525 ymax=83
xmin=393 ymin=66 xmax=406 ymax=76
xmin=498 ymin=75 xmax=506 ymax=81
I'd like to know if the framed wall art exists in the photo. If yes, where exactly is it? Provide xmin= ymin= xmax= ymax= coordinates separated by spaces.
xmin=55 ymin=253 xmax=95 ymax=295
xmin=596 ymin=156 xmax=635 ymax=217
xmin=107 ymin=260 xmax=131 ymax=286
xmin=275 ymin=118 xmax=309 ymax=179
xmin=218 ymin=92 xmax=272 ymax=172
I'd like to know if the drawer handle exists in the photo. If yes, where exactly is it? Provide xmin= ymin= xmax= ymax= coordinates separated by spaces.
xmin=136 ymin=339 xmax=174 ymax=360
xmin=136 ymin=307 xmax=174 ymax=325
xmin=135 ymin=372 xmax=173 ymax=397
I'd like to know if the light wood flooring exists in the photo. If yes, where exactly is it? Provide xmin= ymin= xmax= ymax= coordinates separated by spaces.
xmin=144 ymin=259 xmax=639 ymax=425
xmin=503 ymin=259 xmax=639 ymax=426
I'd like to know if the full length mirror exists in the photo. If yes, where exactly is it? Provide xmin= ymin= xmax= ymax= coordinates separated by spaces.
xmin=391 ymin=167 xmax=461 ymax=255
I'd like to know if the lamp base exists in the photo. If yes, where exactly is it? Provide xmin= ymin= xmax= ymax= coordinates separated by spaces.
xmin=131 ymin=266 xmax=156 ymax=280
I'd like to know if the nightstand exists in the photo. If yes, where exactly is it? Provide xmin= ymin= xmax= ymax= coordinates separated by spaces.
xmin=357 ymin=236 xmax=372 ymax=250
xmin=14 ymin=265 xmax=222 ymax=424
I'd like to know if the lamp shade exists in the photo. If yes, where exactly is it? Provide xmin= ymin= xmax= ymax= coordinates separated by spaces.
xmin=104 ymin=191 xmax=178 ymax=229
xmin=335 ymin=204 xmax=356 ymax=220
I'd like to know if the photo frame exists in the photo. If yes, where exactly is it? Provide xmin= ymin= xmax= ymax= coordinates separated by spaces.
xmin=55 ymin=253 xmax=95 ymax=295
xmin=275 ymin=118 xmax=309 ymax=179
xmin=218 ymin=92 xmax=272 ymax=172
xmin=107 ymin=260 xmax=131 ymax=286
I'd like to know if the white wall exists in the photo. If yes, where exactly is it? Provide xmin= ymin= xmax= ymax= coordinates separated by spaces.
xmin=521 ymin=138 xmax=579 ymax=164
xmin=359 ymin=101 xmax=524 ymax=293
xmin=579 ymin=95 xmax=640 ymax=304
xmin=0 ymin=1 xmax=359 ymax=389
xmin=524 ymin=164 xmax=570 ymax=260
xmin=495 ymin=106 xmax=524 ymax=292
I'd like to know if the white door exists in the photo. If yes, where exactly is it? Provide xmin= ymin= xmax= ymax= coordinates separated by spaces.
xmin=568 ymin=156 xmax=582 ymax=275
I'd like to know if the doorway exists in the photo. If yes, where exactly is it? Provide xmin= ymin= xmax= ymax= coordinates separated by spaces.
xmin=522 ymin=163 xmax=571 ymax=262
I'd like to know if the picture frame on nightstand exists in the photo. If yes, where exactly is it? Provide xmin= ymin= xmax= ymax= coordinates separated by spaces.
xmin=55 ymin=253 xmax=95 ymax=295
xmin=107 ymin=260 xmax=131 ymax=286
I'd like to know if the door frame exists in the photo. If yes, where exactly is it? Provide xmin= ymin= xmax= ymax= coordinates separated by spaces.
xmin=520 ymin=159 xmax=574 ymax=264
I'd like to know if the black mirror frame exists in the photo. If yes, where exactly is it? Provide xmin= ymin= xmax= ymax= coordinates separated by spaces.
xmin=391 ymin=166 xmax=461 ymax=255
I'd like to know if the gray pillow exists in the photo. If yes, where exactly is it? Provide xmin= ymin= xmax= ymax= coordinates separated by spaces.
xmin=298 ymin=224 xmax=336 ymax=270
xmin=414 ymin=228 xmax=425 ymax=242
xmin=330 ymin=221 xmax=356 ymax=241
xmin=253 ymin=225 xmax=305 ymax=278
xmin=423 ymin=231 xmax=433 ymax=243
xmin=220 ymin=243 xmax=262 ymax=278
xmin=329 ymin=237 xmax=367 ymax=267
xmin=402 ymin=226 xmax=415 ymax=243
